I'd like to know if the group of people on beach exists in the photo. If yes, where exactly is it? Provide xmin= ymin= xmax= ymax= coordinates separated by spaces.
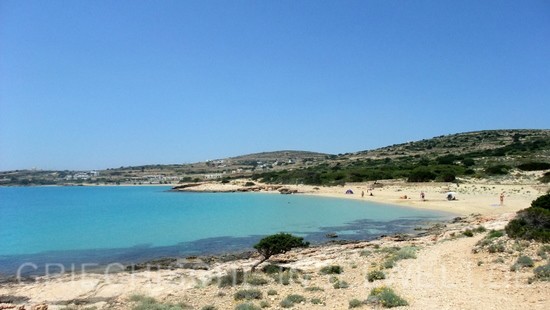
xmin=355 ymin=188 xmax=506 ymax=206
xmin=361 ymin=190 xmax=373 ymax=198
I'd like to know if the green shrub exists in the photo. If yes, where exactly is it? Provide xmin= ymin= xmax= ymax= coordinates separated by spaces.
xmin=333 ymin=280 xmax=350 ymax=289
xmin=271 ymin=270 xmax=291 ymax=285
xmin=262 ymin=264 xmax=283 ymax=274
xmin=360 ymin=249 xmax=372 ymax=257
xmin=244 ymin=182 xmax=256 ymax=186
xmin=383 ymin=258 xmax=396 ymax=269
xmin=366 ymin=286 xmax=408 ymax=308
xmin=505 ymin=194 xmax=550 ymax=242
xmin=473 ymin=226 xmax=487 ymax=233
xmin=201 ymin=306 xmax=217 ymax=310
xmin=538 ymin=245 xmax=550 ymax=259
xmin=463 ymin=229 xmax=474 ymax=237
xmin=367 ymin=270 xmax=386 ymax=282
xmin=349 ymin=298 xmax=363 ymax=308
xmin=539 ymin=172 xmax=550 ymax=183
xmin=517 ymin=162 xmax=550 ymax=171
xmin=246 ymin=275 xmax=269 ymax=286
xmin=488 ymin=242 xmax=506 ymax=253
xmin=533 ymin=262 xmax=550 ymax=281
xmin=280 ymin=294 xmax=306 ymax=308
xmin=407 ymin=167 xmax=436 ymax=182
xmin=382 ymin=246 xmax=417 ymax=269
xmin=375 ymin=246 xmax=400 ymax=255
xmin=129 ymin=294 xmax=193 ymax=310
xmin=487 ymin=230 xmax=504 ymax=239
xmin=305 ymin=286 xmax=324 ymax=292
xmin=234 ymin=289 xmax=262 ymax=301
xmin=259 ymin=301 xmax=269 ymax=308
xmin=531 ymin=194 xmax=550 ymax=210
xmin=279 ymin=299 xmax=293 ymax=308
xmin=235 ymin=303 xmax=261 ymax=310
xmin=267 ymin=289 xmax=278 ymax=296
xmin=394 ymin=246 xmax=417 ymax=260
xmin=320 ymin=265 xmax=343 ymax=274
xmin=516 ymin=255 xmax=534 ymax=268
xmin=217 ymin=269 xmax=245 ymax=287
xmin=485 ymin=165 xmax=511 ymax=175
xmin=311 ymin=298 xmax=324 ymax=305
xmin=493 ymin=257 xmax=505 ymax=264
xmin=285 ymin=294 xmax=306 ymax=303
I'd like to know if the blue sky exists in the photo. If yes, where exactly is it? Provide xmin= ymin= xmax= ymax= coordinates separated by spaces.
xmin=1 ymin=0 xmax=549 ymax=171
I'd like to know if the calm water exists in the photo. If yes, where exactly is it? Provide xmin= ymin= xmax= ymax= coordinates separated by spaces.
xmin=0 ymin=186 xmax=450 ymax=275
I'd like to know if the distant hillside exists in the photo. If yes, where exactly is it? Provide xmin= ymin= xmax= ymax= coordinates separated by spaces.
xmin=2 ymin=130 xmax=549 ymax=186
xmin=228 ymin=150 xmax=329 ymax=163
xmin=351 ymin=129 xmax=550 ymax=159
xmin=253 ymin=129 xmax=550 ymax=186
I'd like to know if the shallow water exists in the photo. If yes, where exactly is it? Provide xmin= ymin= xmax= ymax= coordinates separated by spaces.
xmin=0 ymin=186 xmax=450 ymax=275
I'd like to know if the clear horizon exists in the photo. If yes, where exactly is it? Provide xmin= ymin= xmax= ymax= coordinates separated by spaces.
xmin=1 ymin=1 xmax=549 ymax=171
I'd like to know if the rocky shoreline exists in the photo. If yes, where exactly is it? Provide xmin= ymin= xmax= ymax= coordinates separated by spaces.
xmin=171 ymin=182 xmax=299 ymax=194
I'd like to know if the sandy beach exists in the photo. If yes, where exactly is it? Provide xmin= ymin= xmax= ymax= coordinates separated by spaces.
xmin=1 ymin=179 xmax=549 ymax=309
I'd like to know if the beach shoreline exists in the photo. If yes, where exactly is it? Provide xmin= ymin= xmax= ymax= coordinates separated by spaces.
xmin=172 ymin=178 xmax=548 ymax=216
xmin=1 ymin=179 xmax=548 ymax=309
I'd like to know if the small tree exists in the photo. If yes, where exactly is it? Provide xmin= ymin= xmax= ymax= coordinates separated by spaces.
xmin=252 ymin=233 xmax=309 ymax=271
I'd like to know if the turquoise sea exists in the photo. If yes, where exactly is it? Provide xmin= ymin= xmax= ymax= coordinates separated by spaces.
xmin=0 ymin=186 xmax=450 ymax=276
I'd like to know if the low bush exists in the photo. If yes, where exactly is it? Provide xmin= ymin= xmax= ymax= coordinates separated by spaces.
xmin=488 ymin=242 xmax=506 ymax=253
xmin=333 ymin=280 xmax=350 ymax=289
xmin=533 ymin=262 xmax=550 ymax=281
xmin=267 ymin=289 xmax=278 ymax=296
xmin=235 ymin=303 xmax=261 ymax=310
xmin=538 ymin=245 xmax=550 ymax=259
xmin=463 ymin=229 xmax=474 ymax=237
xmin=382 ymin=246 xmax=417 ymax=269
xmin=516 ymin=255 xmax=535 ymax=267
xmin=511 ymin=255 xmax=535 ymax=271
xmin=349 ymin=298 xmax=363 ymax=308
xmin=304 ymin=286 xmax=324 ymax=292
xmin=311 ymin=298 xmax=324 ymax=305
xmin=246 ymin=275 xmax=269 ymax=286
xmin=367 ymin=270 xmax=386 ymax=282
xmin=517 ymin=162 xmax=550 ymax=171
xmin=366 ymin=286 xmax=408 ymax=308
xmin=234 ymin=289 xmax=262 ymax=301
xmin=272 ymin=270 xmax=291 ymax=285
xmin=394 ymin=246 xmax=417 ymax=260
xmin=201 ymin=306 xmax=217 ymax=310
xmin=485 ymin=165 xmax=511 ymax=175
xmin=259 ymin=301 xmax=269 ymax=308
xmin=217 ymin=269 xmax=245 ymax=287
xmin=487 ymin=230 xmax=504 ymax=239
xmin=130 ymin=294 xmax=193 ymax=310
xmin=360 ymin=249 xmax=372 ymax=257
xmin=473 ymin=226 xmax=487 ymax=233
xmin=280 ymin=294 xmax=306 ymax=308
xmin=505 ymin=194 xmax=550 ymax=242
xmin=320 ymin=265 xmax=343 ymax=274
xmin=262 ymin=264 xmax=284 ymax=274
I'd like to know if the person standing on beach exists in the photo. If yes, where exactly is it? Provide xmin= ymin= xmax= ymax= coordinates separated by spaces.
xmin=420 ymin=191 xmax=425 ymax=201
xmin=361 ymin=190 xmax=365 ymax=198
xmin=500 ymin=192 xmax=505 ymax=206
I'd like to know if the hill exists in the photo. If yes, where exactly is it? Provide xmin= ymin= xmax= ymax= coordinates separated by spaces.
xmin=1 ymin=129 xmax=549 ymax=186
xmin=253 ymin=129 xmax=550 ymax=185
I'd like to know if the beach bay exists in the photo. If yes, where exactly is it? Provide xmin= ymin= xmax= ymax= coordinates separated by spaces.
xmin=0 ymin=186 xmax=449 ymax=276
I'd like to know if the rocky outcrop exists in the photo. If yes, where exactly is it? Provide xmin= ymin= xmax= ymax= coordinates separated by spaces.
xmin=278 ymin=188 xmax=298 ymax=194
